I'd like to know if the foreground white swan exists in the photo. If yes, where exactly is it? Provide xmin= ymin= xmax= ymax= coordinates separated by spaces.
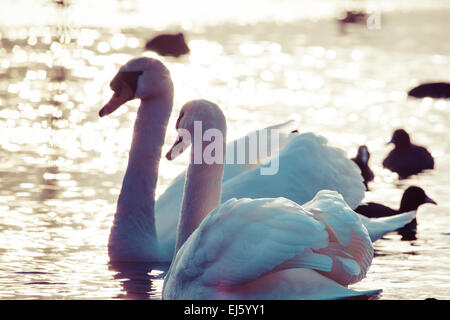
xmin=162 ymin=100 xmax=380 ymax=299
xmin=101 ymin=57 xmax=415 ymax=263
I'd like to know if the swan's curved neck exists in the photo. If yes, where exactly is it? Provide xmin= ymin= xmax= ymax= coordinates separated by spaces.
xmin=116 ymin=93 xmax=173 ymax=238
xmin=174 ymin=126 xmax=226 ymax=253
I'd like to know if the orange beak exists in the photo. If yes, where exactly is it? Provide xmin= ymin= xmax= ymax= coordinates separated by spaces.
xmin=166 ymin=136 xmax=186 ymax=160
xmin=99 ymin=81 xmax=134 ymax=117
xmin=99 ymin=71 xmax=142 ymax=117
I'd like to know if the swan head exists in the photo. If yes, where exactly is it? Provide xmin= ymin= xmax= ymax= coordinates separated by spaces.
xmin=99 ymin=57 xmax=173 ymax=117
xmin=166 ymin=99 xmax=226 ymax=160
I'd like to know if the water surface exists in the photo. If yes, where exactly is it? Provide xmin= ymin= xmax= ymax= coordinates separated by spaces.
xmin=0 ymin=0 xmax=449 ymax=299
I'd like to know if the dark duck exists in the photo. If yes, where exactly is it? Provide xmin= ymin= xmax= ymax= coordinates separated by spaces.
xmin=382 ymin=129 xmax=434 ymax=179
xmin=408 ymin=82 xmax=450 ymax=99
xmin=355 ymin=186 xmax=437 ymax=240
xmin=351 ymin=145 xmax=374 ymax=190
xmin=145 ymin=33 xmax=190 ymax=57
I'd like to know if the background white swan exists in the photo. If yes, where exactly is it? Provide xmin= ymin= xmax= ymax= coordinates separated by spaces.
xmin=156 ymin=121 xmax=370 ymax=258
xmin=162 ymin=100 xmax=380 ymax=299
xmin=100 ymin=57 xmax=176 ymax=263
xmin=156 ymin=120 xmax=416 ymax=254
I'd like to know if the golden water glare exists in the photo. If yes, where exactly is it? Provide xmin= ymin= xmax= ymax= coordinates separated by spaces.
xmin=0 ymin=0 xmax=449 ymax=299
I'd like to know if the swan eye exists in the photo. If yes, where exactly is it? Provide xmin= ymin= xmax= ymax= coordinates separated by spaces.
xmin=175 ymin=135 xmax=183 ymax=145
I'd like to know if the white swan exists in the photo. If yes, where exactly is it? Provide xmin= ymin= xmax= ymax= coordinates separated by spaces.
xmin=156 ymin=125 xmax=416 ymax=252
xmin=155 ymin=125 xmax=370 ymax=258
xmin=162 ymin=100 xmax=380 ymax=299
xmin=100 ymin=57 xmax=175 ymax=262
xmin=101 ymin=57 xmax=415 ymax=263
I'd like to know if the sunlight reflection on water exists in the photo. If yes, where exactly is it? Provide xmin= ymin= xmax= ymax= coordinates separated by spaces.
xmin=0 ymin=0 xmax=449 ymax=299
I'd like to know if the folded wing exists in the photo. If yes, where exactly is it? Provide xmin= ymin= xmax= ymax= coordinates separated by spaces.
xmin=167 ymin=192 xmax=373 ymax=290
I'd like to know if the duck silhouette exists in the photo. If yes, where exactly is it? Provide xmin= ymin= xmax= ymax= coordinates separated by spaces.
xmin=351 ymin=145 xmax=374 ymax=190
xmin=408 ymin=82 xmax=450 ymax=99
xmin=145 ymin=33 xmax=190 ymax=57
xmin=382 ymin=129 xmax=434 ymax=179
xmin=355 ymin=186 xmax=437 ymax=240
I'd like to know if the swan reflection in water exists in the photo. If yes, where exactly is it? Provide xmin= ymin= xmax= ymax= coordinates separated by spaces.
xmin=109 ymin=261 xmax=169 ymax=299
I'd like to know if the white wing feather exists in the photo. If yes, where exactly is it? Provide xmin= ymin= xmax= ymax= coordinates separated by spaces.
xmin=358 ymin=210 xmax=417 ymax=241
xmin=165 ymin=197 xmax=329 ymax=289
xmin=221 ymin=133 xmax=365 ymax=209
xmin=164 ymin=191 xmax=373 ymax=294
xmin=303 ymin=190 xmax=373 ymax=285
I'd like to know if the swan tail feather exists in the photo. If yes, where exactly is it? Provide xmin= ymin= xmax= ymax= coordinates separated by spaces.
xmin=359 ymin=210 xmax=417 ymax=241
